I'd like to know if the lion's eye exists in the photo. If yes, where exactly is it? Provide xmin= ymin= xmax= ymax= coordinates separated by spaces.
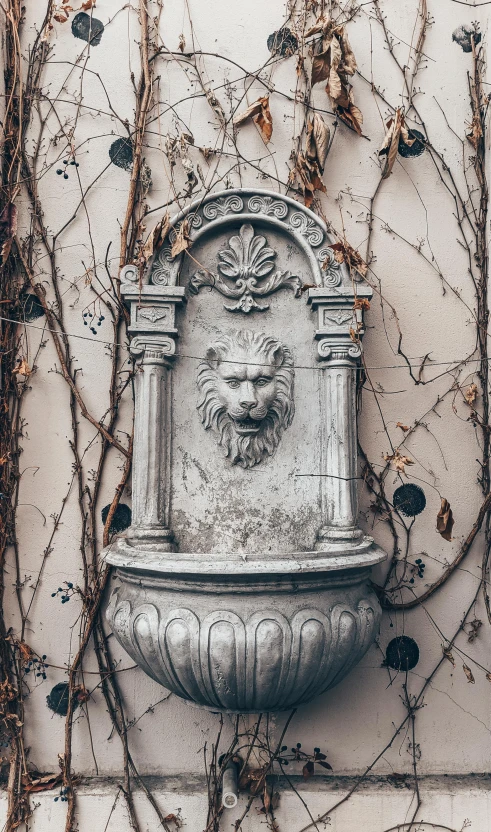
xmin=255 ymin=378 xmax=270 ymax=387
xmin=226 ymin=379 xmax=240 ymax=388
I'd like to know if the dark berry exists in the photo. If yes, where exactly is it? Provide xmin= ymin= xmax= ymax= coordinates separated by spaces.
xmin=56 ymin=169 xmax=63 ymax=175
xmin=63 ymin=174 xmax=69 ymax=180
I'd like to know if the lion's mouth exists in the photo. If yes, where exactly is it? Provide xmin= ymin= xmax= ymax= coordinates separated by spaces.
xmin=233 ymin=416 xmax=262 ymax=434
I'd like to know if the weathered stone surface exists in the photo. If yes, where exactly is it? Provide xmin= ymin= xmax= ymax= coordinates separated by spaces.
xmin=103 ymin=188 xmax=386 ymax=712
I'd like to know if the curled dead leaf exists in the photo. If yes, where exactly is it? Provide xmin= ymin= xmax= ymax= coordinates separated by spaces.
xmin=436 ymin=498 xmax=454 ymax=542
xmin=81 ymin=0 xmax=96 ymax=9
xmin=233 ymin=96 xmax=273 ymax=143
xmin=462 ymin=663 xmax=475 ymax=684
xmin=353 ymin=297 xmax=370 ymax=311
xmin=13 ymin=358 xmax=31 ymax=378
xmin=379 ymin=109 xmax=402 ymax=179
xmin=328 ymin=241 xmax=368 ymax=278
xmin=383 ymin=449 xmax=414 ymax=474
xmin=0 ymin=202 xmax=18 ymax=264
xmin=464 ymin=383 xmax=478 ymax=405
xmin=396 ymin=422 xmax=410 ymax=432
xmin=23 ymin=772 xmax=63 ymax=793
xmin=170 ymin=220 xmax=191 ymax=258
xmin=302 ymin=761 xmax=314 ymax=779
xmin=289 ymin=150 xmax=325 ymax=208
xmin=442 ymin=646 xmax=455 ymax=667
xmin=142 ymin=213 xmax=170 ymax=264
xmin=205 ymin=88 xmax=226 ymax=127
xmin=178 ymin=33 xmax=185 ymax=52
xmin=307 ymin=17 xmax=363 ymax=135
xmin=466 ymin=113 xmax=483 ymax=150
xmin=306 ymin=113 xmax=330 ymax=172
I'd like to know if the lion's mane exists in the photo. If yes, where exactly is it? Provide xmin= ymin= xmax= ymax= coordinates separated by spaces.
xmin=196 ymin=330 xmax=294 ymax=469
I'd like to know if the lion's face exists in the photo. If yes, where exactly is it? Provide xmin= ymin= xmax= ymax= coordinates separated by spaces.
xmin=197 ymin=331 xmax=294 ymax=469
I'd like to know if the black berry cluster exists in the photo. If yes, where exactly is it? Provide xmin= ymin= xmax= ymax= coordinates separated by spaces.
xmin=83 ymin=310 xmax=105 ymax=335
xmin=51 ymin=581 xmax=74 ymax=603
xmin=56 ymin=159 xmax=79 ymax=179
xmin=24 ymin=654 xmax=48 ymax=679
xmin=54 ymin=787 xmax=69 ymax=803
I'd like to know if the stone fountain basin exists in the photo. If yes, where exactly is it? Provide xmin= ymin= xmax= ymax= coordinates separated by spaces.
xmin=105 ymin=539 xmax=385 ymax=713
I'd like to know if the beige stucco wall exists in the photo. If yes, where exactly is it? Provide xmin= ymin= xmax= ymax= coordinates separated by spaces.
xmin=1 ymin=0 xmax=490 ymax=829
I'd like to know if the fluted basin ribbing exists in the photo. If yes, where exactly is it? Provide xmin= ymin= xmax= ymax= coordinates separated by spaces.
xmin=105 ymin=539 xmax=384 ymax=713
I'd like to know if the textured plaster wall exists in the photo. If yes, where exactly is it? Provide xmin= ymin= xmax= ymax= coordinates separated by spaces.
xmin=1 ymin=0 xmax=491 ymax=829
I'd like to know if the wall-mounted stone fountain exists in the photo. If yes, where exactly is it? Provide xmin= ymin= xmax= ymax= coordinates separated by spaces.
xmin=103 ymin=189 xmax=386 ymax=712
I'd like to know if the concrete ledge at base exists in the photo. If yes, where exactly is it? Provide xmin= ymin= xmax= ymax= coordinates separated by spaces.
xmin=1 ymin=775 xmax=490 ymax=831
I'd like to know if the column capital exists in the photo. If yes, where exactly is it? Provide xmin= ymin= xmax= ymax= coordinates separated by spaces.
xmin=308 ymin=286 xmax=371 ymax=365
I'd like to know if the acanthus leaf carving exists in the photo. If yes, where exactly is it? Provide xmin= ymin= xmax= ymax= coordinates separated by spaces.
xmin=188 ymin=223 xmax=302 ymax=313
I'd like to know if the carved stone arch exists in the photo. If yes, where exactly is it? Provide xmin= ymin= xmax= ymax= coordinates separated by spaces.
xmin=141 ymin=188 xmax=350 ymax=292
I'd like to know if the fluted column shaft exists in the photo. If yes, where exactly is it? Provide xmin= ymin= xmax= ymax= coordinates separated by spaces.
xmin=121 ymin=275 xmax=186 ymax=552
xmin=308 ymin=287 xmax=371 ymax=552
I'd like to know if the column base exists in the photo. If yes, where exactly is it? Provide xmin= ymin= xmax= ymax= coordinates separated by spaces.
xmin=315 ymin=525 xmax=364 ymax=550
xmin=125 ymin=526 xmax=176 ymax=552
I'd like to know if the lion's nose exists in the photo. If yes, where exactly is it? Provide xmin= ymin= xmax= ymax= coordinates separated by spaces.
xmin=239 ymin=381 xmax=257 ymax=409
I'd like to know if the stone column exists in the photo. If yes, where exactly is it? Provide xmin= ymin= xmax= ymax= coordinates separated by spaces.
xmin=121 ymin=268 xmax=186 ymax=551
xmin=308 ymin=287 xmax=372 ymax=552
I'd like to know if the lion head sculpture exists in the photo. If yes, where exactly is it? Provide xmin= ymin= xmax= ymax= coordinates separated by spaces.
xmin=196 ymin=330 xmax=295 ymax=469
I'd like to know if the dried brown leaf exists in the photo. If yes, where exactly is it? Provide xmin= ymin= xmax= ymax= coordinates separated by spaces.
xmin=142 ymin=213 xmax=170 ymax=264
xmin=305 ymin=16 xmax=330 ymax=38
xmin=205 ymin=88 xmax=226 ymax=127
xmin=337 ymin=26 xmax=357 ymax=75
xmin=329 ymin=240 xmax=367 ymax=277
xmin=306 ymin=113 xmax=330 ymax=172
xmin=13 ymin=358 xmax=31 ymax=378
xmin=254 ymin=96 xmax=273 ymax=143
xmin=81 ymin=0 xmax=96 ymax=9
xmin=380 ymin=108 xmax=403 ymax=179
xmin=23 ymin=773 xmax=63 ymax=793
xmin=178 ymin=33 xmax=185 ymax=52
xmin=443 ymin=645 xmax=455 ymax=667
xmin=233 ymin=96 xmax=273 ymax=143
xmin=353 ymin=297 xmax=370 ymax=311
xmin=464 ymin=383 xmax=478 ymax=405
xmin=436 ymin=498 xmax=454 ymax=542
xmin=396 ymin=422 xmax=410 ymax=432
xmin=466 ymin=113 xmax=482 ymax=150
xmin=0 ymin=202 xmax=18 ymax=265
xmin=170 ymin=220 xmax=191 ymax=258
xmin=302 ymin=761 xmax=314 ymax=779
xmin=289 ymin=151 xmax=326 ymax=208
xmin=383 ymin=449 xmax=414 ymax=474
xmin=462 ymin=663 xmax=475 ymax=684
xmin=53 ymin=11 xmax=70 ymax=22
xmin=337 ymin=101 xmax=363 ymax=135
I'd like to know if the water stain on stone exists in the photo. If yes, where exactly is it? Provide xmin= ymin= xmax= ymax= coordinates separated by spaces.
xmin=109 ymin=137 xmax=133 ymax=172
xmin=71 ymin=11 xmax=104 ymax=46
